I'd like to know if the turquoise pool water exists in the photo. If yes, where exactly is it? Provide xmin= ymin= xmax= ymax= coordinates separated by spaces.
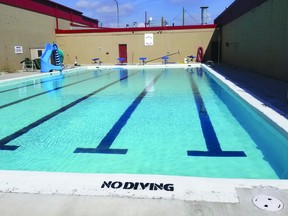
xmin=0 ymin=66 xmax=287 ymax=179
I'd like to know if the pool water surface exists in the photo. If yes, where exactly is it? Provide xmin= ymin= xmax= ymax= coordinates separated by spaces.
xmin=0 ymin=66 xmax=287 ymax=179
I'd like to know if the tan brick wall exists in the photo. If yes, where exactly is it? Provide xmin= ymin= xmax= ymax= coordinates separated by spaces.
xmin=220 ymin=0 xmax=288 ymax=81
xmin=0 ymin=3 xmax=71 ymax=71
xmin=56 ymin=28 xmax=217 ymax=65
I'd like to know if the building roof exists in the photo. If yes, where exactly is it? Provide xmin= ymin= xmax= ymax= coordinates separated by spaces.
xmin=0 ymin=0 xmax=98 ymax=28
xmin=214 ymin=0 xmax=268 ymax=26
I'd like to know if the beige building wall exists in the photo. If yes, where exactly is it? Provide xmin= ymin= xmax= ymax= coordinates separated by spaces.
xmin=1 ymin=2 xmax=216 ymax=71
xmin=220 ymin=0 xmax=288 ymax=81
xmin=56 ymin=28 xmax=217 ymax=65
xmin=0 ymin=3 xmax=71 ymax=71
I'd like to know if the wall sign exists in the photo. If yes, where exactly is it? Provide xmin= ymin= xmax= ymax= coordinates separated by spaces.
xmin=144 ymin=34 xmax=153 ymax=46
xmin=14 ymin=46 xmax=23 ymax=54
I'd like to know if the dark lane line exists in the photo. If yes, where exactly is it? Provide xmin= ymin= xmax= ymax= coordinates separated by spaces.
xmin=0 ymin=70 xmax=115 ymax=110
xmin=186 ymin=70 xmax=246 ymax=157
xmin=0 ymin=72 xmax=137 ymax=151
xmin=74 ymin=73 xmax=162 ymax=154
xmin=0 ymin=69 xmax=94 ymax=94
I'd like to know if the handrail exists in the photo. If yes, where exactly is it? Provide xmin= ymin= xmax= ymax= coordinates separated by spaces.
xmin=145 ymin=50 xmax=180 ymax=63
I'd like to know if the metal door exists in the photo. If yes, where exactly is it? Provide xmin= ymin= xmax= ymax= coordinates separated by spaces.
xmin=118 ymin=44 xmax=127 ymax=63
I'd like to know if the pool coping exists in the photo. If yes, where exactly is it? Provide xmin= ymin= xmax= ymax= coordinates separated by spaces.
xmin=201 ymin=64 xmax=288 ymax=138
xmin=0 ymin=170 xmax=288 ymax=203
xmin=0 ymin=64 xmax=287 ymax=203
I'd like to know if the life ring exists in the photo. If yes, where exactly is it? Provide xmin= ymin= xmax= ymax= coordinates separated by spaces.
xmin=196 ymin=47 xmax=204 ymax=62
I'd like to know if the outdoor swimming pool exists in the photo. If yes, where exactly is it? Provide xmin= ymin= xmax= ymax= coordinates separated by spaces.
xmin=0 ymin=65 xmax=287 ymax=179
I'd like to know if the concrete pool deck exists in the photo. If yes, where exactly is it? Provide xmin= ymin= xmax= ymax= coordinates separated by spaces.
xmin=0 ymin=64 xmax=287 ymax=215
xmin=0 ymin=171 xmax=287 ymax=216
xmin=213 ymin=64 xmax=288 ymax=118
xmin=0 ymin=188 xmax=287 ymax=216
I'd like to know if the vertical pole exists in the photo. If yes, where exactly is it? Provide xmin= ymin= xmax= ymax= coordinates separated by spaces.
xmin=182 ymin=7 xmax=185 ymax=26
xmin=217 ymin=28 xmax=221 ymax=64
xmin=145 ymin=11 xmax=147 ymax=27
xmin=114 ymin=0 xmax=119 ymax=28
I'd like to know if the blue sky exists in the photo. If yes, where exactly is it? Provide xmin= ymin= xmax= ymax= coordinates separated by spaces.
xmin=51 ymin=0 xmax=235 ymax=27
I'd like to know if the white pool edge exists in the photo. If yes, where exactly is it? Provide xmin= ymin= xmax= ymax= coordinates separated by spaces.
xmin=201 ymin=64 xmax=288 ymax=136
xmin=0 ymin=170 xmax=288 ymax=203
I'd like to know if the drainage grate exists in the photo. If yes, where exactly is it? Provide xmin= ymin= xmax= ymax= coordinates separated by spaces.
xmin=252 ymin=195 xmax=284 ymax=212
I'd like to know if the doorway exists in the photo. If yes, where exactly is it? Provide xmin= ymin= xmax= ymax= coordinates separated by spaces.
xmin=118 ymin=44 xmax=127 ymax=63
xmin=211 ymin=41 xmax=219 ymax=62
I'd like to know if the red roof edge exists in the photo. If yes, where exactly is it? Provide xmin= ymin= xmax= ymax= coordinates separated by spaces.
xmin=0 ymin=0 xmax=98 ymax=28
xmin=55 ymin=24 xmax=217 ymax=34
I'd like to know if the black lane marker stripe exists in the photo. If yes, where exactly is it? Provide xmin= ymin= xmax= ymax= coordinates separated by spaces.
xmin=0 ymin=69 xmax=93 ymax=94
xmin=74 ymin=73 xmax=162 ymax=154
xmin=0 ymin=71 xmax=115 ymax=110
xmin=187 ymin=71 xmax=246 ymax=157
xmin=0 ymin=72 xmax=137 ymax=151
